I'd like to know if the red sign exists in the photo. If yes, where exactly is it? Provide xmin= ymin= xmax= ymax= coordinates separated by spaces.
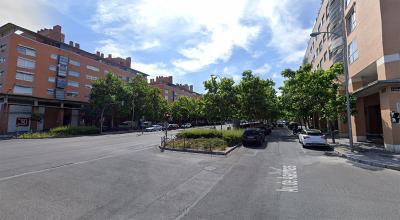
xmin=16 ymin=117 xmax=30 ymax=127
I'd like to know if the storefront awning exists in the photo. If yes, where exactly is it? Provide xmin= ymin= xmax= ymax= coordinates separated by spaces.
xmin=353 ymin=79 xmax=400 ymax=97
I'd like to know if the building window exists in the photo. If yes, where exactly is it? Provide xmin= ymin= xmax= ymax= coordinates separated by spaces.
xmin=17 ymin=57 xmax=35 ymax=69
xmin=49 ymin=65 xmax=57 ymax=71
xmin=13 ymin=85 xmax=32 ymax=95
xmin=17 ymin=45 xmax=36 ymax=57
xmin=348 ymin=39 xmax=359 ymax=64
xmin=0 ymin=70 xmax=4 ymax=77
xmin=47 ymin=89 xmax=54 ymax=95
xmin=68 ymin=70 xmax=80 ymax=77
xmin=85 ymin=84 xmax=92 ymax=89
xmin=86 ymin=65 xmax=99 ymax=72
xmin=165 ymin=89 xmax=169 ymax=94
xmin=69 ymin=59 xmax=80 ymax=66
xmin=324 ymin=51 xmax=328 ymax=62
xmin=319 ymin=59 xmax=323 ymax=68
xmin=347 ymin=9 xmax=356 ymax=34
xmin=323 ymin=33 xmax=326 ymax=42
xmin=50 ymin=54 xmax=58 ymax=60
xmin=319 ymin=41 xmax=323 ymax=53
xmin=59 ymin=56 xmax=68 ymax=64
xmin=57 ymin=64 xmax=68 ymax=77
xmin=86 ymin=75 xmax=98 ymax=81
xmin=68 ymin=80 xmax=79 ymax=87
xmin=165 ymin=95 xmax=169 ymax=101
xmin=66 ymin=91 xmax=79 ymax=97
xmin=16 ymin=71 xmax=34 ymax=82
xmin=0 ymin=57 xmax=5 ymax=64
xmin=48 ymin=77 xmax=56 ymax=83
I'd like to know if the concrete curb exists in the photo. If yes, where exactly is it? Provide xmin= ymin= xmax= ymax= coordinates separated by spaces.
xmin=328 ymin=150 xmax=400 ymax=171
xmin=159 ymin=144 xmax=241 ymax=156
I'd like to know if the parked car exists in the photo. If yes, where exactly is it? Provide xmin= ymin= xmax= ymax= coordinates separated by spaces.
xmin=298 ymin=129 xmax=328 ymax=147
xmin=288 ymin=122 xmax=299 ymax=130
xmin=256 ymin=125 xmax=271 ymax=135
xmin=242 ymin=128 xmax=265 ymax=146
xmin=181 ymin=123 xmax=192 ymax=128
xmin=168 ymin=124 xmax=180 ymax=130
xmin=277 ymin=123 xmax=284 ymax=128
xmin=145 ymin=125 xmax=163 ymax=132
xmin=118 ymin=121 xmax=133 ymax=129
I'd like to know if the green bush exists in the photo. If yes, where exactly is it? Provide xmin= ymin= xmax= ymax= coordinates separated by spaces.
xmin=221 ymin=129 xmax=244 ymax=146
xmin=18 ymin=132 xmax=55 ymax=139
xmin=167 ymin=138 xmax=227 ymax=151
xmin=176 ymin=129 xmax=243 ymax=147
xmin=18 ymin=126 xmax=99 ymax=139
xmin=176 ymin=129 xmax=222 ymax=139
xmin=50 ymin=126 xmax=99 ymax=135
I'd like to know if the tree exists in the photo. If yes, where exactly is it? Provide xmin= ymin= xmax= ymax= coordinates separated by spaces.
xmin=238 ymin=70 xmax=277 ymax=122
xmin=203 ymin=76 xmax=238 ymax=129
xmin=89 ymin=73 xmax=126 ymax=133
xmin=279 ymin=63 xmax=356 ymax=142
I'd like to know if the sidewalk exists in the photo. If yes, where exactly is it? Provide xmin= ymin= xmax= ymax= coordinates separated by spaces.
xmin=328 ymin=138 xmax=400 ymax=171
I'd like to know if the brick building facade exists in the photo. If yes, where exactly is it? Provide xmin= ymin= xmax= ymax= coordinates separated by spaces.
xmin=149 ymin=76 xmax=200 ymax=103
xmin=0 ymin=23 xmax=148 ymax=133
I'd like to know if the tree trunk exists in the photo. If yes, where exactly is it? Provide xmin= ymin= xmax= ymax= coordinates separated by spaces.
xmin=100 ymin=106 xmax=105 ymax=134
xmin=329 ymin=120 xmax=336 ymax=144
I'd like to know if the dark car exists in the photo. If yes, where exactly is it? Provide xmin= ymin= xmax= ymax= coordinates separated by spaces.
xmin=242 ymin=128 xmax=265 ymax=146
xmin=256 ymin=125 xmax=272 ymax=135
xmin=288 ymin=122 xmax=299 ymax=130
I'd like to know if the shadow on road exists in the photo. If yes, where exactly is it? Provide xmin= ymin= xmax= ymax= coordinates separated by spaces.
xmin=303 ymin=145 xmax=334 ymax=152
xmin=243 ymin=140 xmax=268 ymax=149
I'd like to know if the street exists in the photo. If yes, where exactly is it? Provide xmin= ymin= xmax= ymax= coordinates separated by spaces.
xmin=0 ymin=129 xmax=399 ymax=220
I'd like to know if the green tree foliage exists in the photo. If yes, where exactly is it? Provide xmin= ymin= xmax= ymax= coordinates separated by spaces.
xmin=280 ymin=63 xmax=356 ymax=141
xmin=89 ymin=73 xmax=126 ymax=132
xmin=88 ymin=73 xmax=169 ymax=131
xmin=238 ymin=70 xmax=278 ymax=122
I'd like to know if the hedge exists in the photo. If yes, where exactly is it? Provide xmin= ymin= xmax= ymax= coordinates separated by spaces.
xmin=176 ymin=129 xmax=243 ymax=147
xmin=18 ymin=126 xmax=99 ymax=139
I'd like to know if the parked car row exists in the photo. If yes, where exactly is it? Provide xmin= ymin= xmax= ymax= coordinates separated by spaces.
xmin=145 ymin=123 xmax=192 ymax=132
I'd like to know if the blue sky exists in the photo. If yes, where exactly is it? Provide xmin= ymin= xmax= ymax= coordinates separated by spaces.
xmin=1 ymin=0 xmax=321 ymax=93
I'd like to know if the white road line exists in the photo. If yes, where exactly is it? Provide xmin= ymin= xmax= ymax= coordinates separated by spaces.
xmin=0 ymin=145 xmax=155 ymax=182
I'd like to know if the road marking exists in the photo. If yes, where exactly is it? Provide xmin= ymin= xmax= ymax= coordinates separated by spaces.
xmin=276 ymin=165 xmax=298 ymax=192
xmin=0 ymin=145 xmax=155 ymax=182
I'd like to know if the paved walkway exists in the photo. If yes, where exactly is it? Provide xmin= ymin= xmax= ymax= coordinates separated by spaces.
xmin=328 ymin=138 xmax=400 ymax=171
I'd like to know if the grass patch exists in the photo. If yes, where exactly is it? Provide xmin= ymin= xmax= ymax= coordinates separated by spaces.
xmin=166 ymin=138 xmax=227 ymax=151
xmin=18 ymin=126 xmax=99 ymax=139
xmin=176 ymin=128 xmax=243 ymax=147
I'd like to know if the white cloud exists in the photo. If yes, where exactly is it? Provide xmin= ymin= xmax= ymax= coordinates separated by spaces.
xmin=272 ymin=72 xmax=280 ymax=79
xmin=256 ymin=0 xmax=312 ymax=64
xmin=254 ymin=63 xmax=272 ymax=75
xmin=92 ymin=0 xmax=261 ymax=72
xmin=91 ymin=0 xmax=314 ymax=75
xmin=0 ymin=0 xmax=52 ymax=30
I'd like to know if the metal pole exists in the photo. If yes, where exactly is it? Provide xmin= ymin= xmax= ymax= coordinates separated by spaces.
xmin=341 ymin=0 xmax=354 ymax=151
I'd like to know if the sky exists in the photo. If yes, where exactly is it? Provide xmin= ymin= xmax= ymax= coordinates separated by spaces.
xmin=1 ymin=0 xmax=321 ymax=93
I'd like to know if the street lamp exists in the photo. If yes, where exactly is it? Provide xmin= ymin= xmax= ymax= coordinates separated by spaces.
xmin=310 ymin=4 xmax=354 ymax=152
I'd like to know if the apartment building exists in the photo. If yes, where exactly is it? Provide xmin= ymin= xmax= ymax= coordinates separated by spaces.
xmin=149 ymin=76 xmax=200 ymax=103
xmin=0 ymin=23 xmax=148 ymax=134
xmin=304 ymin=0 xmax=400 ymax=152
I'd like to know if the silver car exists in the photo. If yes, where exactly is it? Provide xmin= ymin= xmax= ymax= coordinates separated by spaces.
xmin=298 ymin=129 xmax=328 ymax=147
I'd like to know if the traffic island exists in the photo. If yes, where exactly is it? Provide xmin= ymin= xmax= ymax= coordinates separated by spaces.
xmin=160 ymin=128 xmax=243 ymax=155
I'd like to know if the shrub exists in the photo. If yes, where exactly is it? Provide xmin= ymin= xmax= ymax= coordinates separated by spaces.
xmin=222 ymin=129 xmax=243 ymax=146
xmin=176 ymin=129 xmax=243 ymax=147
xmin=18 ymin=132 xmax=55 ymax=139
xmin=50 ymin=126 xmax=99 ymax=135
xmin=176 ymin=129 xmax=222 ymax=139
xmin=167 ymin=138 xmax=227 ymax=151
xmin=18 ymin=126 xmax=99 ymax=139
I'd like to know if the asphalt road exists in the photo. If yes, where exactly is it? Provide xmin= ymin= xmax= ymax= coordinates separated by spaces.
xmin=0 ymin=128 xmax=399 ymax=220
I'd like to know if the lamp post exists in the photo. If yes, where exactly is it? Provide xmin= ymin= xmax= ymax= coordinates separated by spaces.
xmin=310 ymin=1 xmax=354 ymax=152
